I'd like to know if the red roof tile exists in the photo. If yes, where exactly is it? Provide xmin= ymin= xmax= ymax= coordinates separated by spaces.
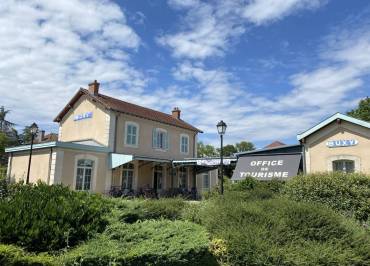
xmin=54 ymin=89 xmax=202 ymax=133
xmin=264 ymin=141 xmax=286 ymax=149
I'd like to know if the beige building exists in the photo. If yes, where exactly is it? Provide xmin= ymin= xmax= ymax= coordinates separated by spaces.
xmin=298 ymin=113 xmax=370 ymax=174
xmin=6 ymin=81 xmax=220 ymax=196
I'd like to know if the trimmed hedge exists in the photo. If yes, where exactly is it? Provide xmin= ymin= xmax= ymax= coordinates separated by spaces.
xmin=0 ymin=182 xmax=110 ymax=252
xmin=184 ymin=193 xmax=370 ymax=265
xmin=61 ymin=220 xmax=216 ymax=265
xmin=284 ymin=172 xmax=370 ymax=221
xmin=0 ymin=244 xmax=55 ymax=266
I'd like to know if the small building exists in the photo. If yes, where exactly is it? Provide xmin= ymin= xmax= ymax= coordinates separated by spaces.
xmin=5 ymin=81 xmax=220 ymax=196
xmin=232 ymin=113 xmax=370 ymax=181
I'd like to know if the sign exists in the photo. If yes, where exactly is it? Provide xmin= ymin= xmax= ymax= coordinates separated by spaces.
xmin=74 ymin=112 xmax=93 ymax=121
xmin=326 ymin=139 xmax=358 ymax=148
xmin=231 ymin=154 xmax=301 ymax=181
xmin=196 ymin=158 xmax=233 ymax=166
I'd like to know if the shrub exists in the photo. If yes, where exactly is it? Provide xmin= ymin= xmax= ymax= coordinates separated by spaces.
xmin=188 ymin=193 xmax=370 ymax=265
xmin=61 ymin=220 xmax=217 ymax=266
xmin=112 ymin=197 xmax=186 ymax=223
xmin=284 ymin=172 xmax=370 ymax=221
xmin=0 ymin=244 xmax=55 ymax=266
xmin=0 ymin=182 xmax=110 ymax=252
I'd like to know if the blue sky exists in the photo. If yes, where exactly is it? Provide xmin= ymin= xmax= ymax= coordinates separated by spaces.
xmin=0 ymin=0 xmax=369 ymax=148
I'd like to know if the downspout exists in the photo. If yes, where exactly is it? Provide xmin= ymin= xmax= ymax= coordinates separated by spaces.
xmin=301 ymin=140 xmax=307 ymax=175
xmin=113 ymin=113 xmax=119 ymax=153
xmin=7 ymin=152 xmax=12 ymax=183
xmin=47 ymin=147 xmax=53 ymax=185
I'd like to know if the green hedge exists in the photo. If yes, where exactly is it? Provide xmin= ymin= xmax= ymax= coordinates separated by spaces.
xmin=184 ymin=193 xmax=370 ymax=265
xmin=112 ymin=197 xmax=186 ymax=223
xmin=61 ymin=220 xmax=216 ymax=266
xmin=0 ymin=182 xmax=110 ymax=252
xmin=284 ymin=172 xmax=370 ymax=221
xmin=0 ymin=244 xmax=55 ymax=266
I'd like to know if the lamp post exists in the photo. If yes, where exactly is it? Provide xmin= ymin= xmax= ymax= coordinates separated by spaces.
xmin=217 ymin=120 xmax=227 ymax=195
xmin=26 ymin=123 xmax=38 ymax=184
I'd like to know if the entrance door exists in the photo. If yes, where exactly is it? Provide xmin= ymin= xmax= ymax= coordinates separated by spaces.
xmin=153 ymin=165 xmax=163 ymax=196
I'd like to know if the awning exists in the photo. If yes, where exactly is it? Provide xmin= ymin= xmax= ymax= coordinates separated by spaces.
xmin=231 ymin=154 xmax=301 ymax=181
xmin=109 ymin=153 xmax=133 ymax=169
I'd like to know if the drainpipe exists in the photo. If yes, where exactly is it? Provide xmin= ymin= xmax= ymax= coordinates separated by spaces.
xmin=47 ymin=147 xmax=53 ymax=185
xmin=113 ymin=113 xmax=118 ymax=153
xmin=301 ymin=139 xmax=306 ymax=174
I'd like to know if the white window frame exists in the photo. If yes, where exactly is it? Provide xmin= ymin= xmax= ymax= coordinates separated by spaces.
xmin=73 ymin=154 xmax=98 ymax=192
xmin=202 ymin=172 xmax=210 ymax=191
xmin=121 ymin=163 xmax=134 ymax=190
xmin=180 ymin=134 xmax=189 ymax=154
xmin=124 ymin=121 xmax=139 ymax=148
xmin=153 ymin=128 xmax=168 ymax=151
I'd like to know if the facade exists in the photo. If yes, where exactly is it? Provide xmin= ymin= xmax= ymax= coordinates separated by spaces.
xmin=232 ymin=113 xmax=370 ymax=181
xmin=6 ymin=81 xmax=219 ymax=196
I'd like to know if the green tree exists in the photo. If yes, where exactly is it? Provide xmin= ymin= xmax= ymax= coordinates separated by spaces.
xmin=19 ymin=126 xmax=33 ymax=144
xmin=197 ymin=142 xmax=218 ymax=157
xmin=0 ymin=106 xmax=15 ymax=134
xmin=235 ymin=141 xmax=255 ymax=152
xmin=218 ymin=144 xmax=237 ymax=157
xmin=0 ymin=132 xmax=9 ymax=165
xmin=347 ymin=97 xmax=370 ymax=122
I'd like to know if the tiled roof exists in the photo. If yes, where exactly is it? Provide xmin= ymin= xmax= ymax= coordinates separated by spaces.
xmin=264 ymin=141 xmax=286 ymax=149
xmin=54 ymin=89 xmax=202 ymax=133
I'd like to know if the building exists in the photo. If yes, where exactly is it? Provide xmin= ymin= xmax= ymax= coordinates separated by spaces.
xmin=5 ymin=81 xmax=219 ymax=196
xmin=232 ymin=113 xmax=370 ymax=181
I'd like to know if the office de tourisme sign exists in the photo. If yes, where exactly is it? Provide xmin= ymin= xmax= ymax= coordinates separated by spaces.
xmin=231 ymin=154 xmax=301 ymax=181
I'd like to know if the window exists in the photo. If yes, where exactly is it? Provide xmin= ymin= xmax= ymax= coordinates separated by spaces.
xmin=122 ymin=163 xmax=134 ymax=190
xmin=333 ymin=160 xmax=355 ymax=173
xmin=202 ymin=173 xmax=210 ymax=191
xmin=75 ymin=159 xmax=94 ymax=191
xmin=179 ymin=167 xmax=187 ymax=189
xmin=125 ymin=122 xmax=139 ymax=147
xmin=180 ymin=134 xmax=189 ymax=154
xmin=152 ymin=128 xmax=168 ymax=150
xmin=154 ymin=165 xmax=163 ymax=190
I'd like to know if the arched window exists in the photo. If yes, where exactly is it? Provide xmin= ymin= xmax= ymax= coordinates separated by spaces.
xmin=75 ymin=159 xmax=94 ymax=191
xmin=332 ymin=160 xmax=355 ymax=173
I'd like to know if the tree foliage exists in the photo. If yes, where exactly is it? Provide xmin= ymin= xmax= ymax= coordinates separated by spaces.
xmin=347 ymin=97 xmax=370 ymax=122
xmin=0 ymin=106 xmax=15 ymax=134
xmin=198 ymin=140 xmax=255 ymax=157
xmin=197 ymin=142 xmax=218 ymax=157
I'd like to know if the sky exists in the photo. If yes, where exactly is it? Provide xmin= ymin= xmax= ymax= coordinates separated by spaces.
xmin=0 ymin=0 xmax=370 ymax=148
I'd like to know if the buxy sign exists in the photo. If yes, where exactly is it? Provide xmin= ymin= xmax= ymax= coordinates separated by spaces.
xmin=74 ymin=112 xmax=93 ymax=121
xmin=326 ymin=139 xmax=358 ymax=148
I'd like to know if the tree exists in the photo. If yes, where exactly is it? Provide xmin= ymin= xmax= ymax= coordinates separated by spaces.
xmin=0 ymin=106 xmax=15 ymax=134
xmin=218 ymin=144 xmax=237 ymax=157
xmin=197 ymin=142 xmax=218 ymax=157
xmin=19 ymin=125 xmax=33 ymax=144
xmin=235 ymin=141 xmax=255 ymax=152
xmin=0 ymin=132 xmax=9 ymax=165
xmin=347 ymin=97 xmax=370 ymax=122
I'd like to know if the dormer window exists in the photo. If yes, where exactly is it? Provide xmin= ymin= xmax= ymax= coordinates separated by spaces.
xmin=152 ymin=128 xmax=168 ymax=150
xmin=125 ymin=122 xmax=139 ymax=148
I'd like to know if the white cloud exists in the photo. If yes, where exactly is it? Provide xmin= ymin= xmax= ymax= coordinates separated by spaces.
xmin=243 ymin=0 xmax=324 ymax=25
xmin=159 ymin=0 xmax=326 ymax=60
xmin=0 ymin=0 xmax=143 ymax=130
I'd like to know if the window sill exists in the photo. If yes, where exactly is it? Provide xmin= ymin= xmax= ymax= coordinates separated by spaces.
xmin=153 ymin=148 xmax=168 ymax=152
xmin=124 ymin=144 xmax=139 ymax=149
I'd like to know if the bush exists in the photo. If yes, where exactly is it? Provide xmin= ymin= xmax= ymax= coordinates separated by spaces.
xmin=61 ymin=220 xmax=217 ymax=266
xmin=0 ymin=182 xmax=110 ymax=252
xmin=0 ymin=244 xmax=55 ymax=266
xmin=284 ymin=172 xmax=370 ymax=221
xmin=186 ymin=193 xmax=370 ymax=265
xmin=112 ymin=197 xmax=186 ymax=223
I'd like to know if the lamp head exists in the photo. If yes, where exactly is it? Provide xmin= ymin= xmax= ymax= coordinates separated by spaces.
xmin=217 ymin=120 xmax=227 ymax=135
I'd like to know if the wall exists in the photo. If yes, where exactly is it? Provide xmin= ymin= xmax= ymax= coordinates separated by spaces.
xmin=59 ymin=149 xmax=109 ymax=193
xmin=8 ymin=149 xmax=52 ymax=183
xmin=114 ymin=113 xmax=197 ymax=160
xmin=305 ymin=120 xmax=370 ymax=173
xmin=58 ymin=95 xmax=111 ymax=146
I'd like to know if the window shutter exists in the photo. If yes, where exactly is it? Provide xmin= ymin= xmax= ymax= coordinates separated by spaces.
xmin=166 ymin=132 xmax=170 ymax=150
xmin=152 ymin=128 xmax=157 ymax=148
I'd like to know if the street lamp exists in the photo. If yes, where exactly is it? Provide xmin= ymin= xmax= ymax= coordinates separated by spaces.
xmin=217 ymin=120 xmax=227 ymax=195
xmin=26 ymin=122 xmax=38 ymax=184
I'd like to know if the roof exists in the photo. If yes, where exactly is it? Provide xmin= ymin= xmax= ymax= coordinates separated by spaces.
xmin=297 ymin=113 xmax=370 ymax=141
xmin=235 ymin=144 xmax=302 ymax=157
xmin=264 ymin=141 xmax=286 ymax=149
xmin=5 ymin=141 xmax=110 ymax=153
xmin=54 ymin=88 xmax=203 ymax=133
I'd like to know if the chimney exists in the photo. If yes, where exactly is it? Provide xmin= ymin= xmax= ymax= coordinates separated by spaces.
xmin=88 ymin=80 xmax=100 ymax=95
xmin=172 ymin=107 xmax=181 ymax=119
